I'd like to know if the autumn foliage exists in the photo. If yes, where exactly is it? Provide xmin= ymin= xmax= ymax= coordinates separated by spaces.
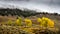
xmin=24 ymin=18 xmax=32 ymax=27
xmin=7 ymin=17 xmax=55 ymax=28
xmin=37 ymin=17 xmax=54 ymax=28
xmin=16 ymin=17 xmax=22 ymax=26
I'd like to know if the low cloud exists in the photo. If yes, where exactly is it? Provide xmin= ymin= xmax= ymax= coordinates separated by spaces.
xmin=0 ymin=0 xmax=60 ymax=14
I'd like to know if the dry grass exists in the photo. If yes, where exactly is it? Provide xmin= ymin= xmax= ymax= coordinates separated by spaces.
xmin=0 ymin=14 xmax=60 ymax=34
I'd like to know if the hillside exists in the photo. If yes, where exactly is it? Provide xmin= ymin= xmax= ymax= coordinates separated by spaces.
xmin=0 ymin=8 xmax=60 ymax=34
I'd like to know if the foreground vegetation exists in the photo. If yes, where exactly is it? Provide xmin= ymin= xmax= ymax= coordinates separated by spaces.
xmin=0 ymin=16 xmax=59 ymax=34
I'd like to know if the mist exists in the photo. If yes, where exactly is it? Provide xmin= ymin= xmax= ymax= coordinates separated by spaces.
xmin=0 ymin=0 xmax=60 ymax=14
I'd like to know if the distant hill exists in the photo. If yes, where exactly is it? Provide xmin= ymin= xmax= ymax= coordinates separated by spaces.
xmin=0 ymin=8 xmax=60 ymax=17
xmin=0 ymin=8 xmax=37 ymax=17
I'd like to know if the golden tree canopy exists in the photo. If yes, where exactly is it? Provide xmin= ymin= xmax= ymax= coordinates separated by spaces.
xmin=24 ymin=18 xmax=32 ymax=27
xmin=42 ymin=17 xmax=55 ymax=28
xmin=16 ymin=17 xmax=22 ymax=26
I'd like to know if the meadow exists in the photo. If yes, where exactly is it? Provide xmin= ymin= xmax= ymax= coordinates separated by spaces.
xmin=0 ymin=8 xmax=60 ymax=34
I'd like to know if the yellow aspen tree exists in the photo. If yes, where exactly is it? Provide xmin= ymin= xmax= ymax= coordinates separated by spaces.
xmin=47 ymin=20 xmax=54 ymax=28
xmin=42 ymin=17 xmax=55 ymax=28
xmin=41 ymin=17 xmax=48 ymax=27
xmin=37 ymin=18 xmax=42 ymax=23
xmin=37 ymin=18 xmax=42 ymax=27
xmin=24 ymin=18 xmax=32 ymax=27
xmin=16 ymin=17 xmax=22 ymax=26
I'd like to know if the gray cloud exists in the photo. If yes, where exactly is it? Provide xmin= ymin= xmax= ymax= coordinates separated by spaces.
xmin=0 ymin=0 xmax=60 ymax=5
xmin=0 ymin=0 xmax=29 ymax=1
xmin=0 ymin=0 xmax=60 ymax=14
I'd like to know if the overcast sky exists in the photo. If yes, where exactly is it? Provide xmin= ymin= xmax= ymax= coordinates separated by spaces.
xmin=0 ymin=0 xmax=60 ymax=14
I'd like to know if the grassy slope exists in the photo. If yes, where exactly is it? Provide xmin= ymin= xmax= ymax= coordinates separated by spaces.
xmin=0 ymin=8 xmax=60 ymax=28
xmin=0 ymin=8 xmax=60 ymax=34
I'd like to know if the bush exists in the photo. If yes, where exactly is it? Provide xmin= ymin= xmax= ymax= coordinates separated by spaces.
xmin=37 ymin=17 xmax=55 ymax=28
xmin=24 ymin=18 xmax=32 ymax=27
xmin=15 ymin=17 xmax=22 ymax=26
